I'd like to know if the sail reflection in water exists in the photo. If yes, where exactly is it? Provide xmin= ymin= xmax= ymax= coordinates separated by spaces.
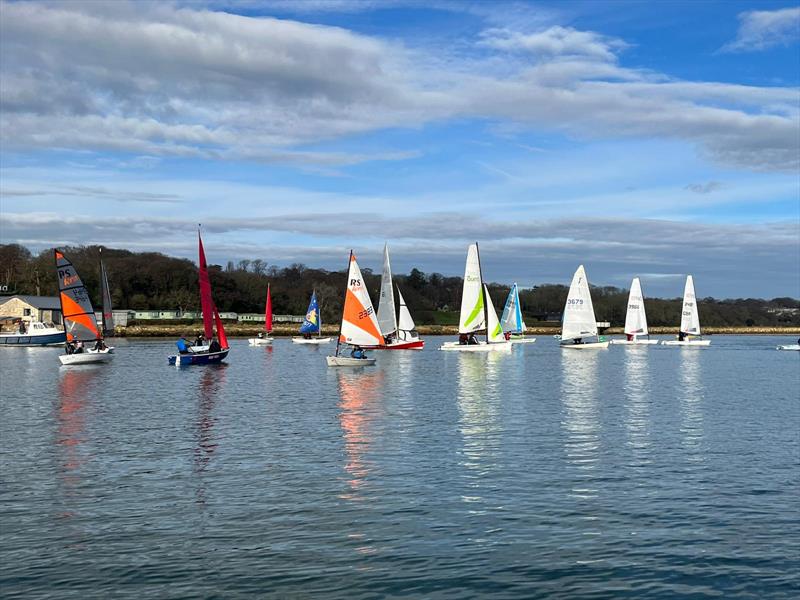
xmin=194 ymin=365 xmax=228 ymax=505
xmin=456 ymin=352 xmax=503 ymax=507
xmin=622 ymin=347 xmax=652 ymax=462
xmin=678 ymin=348 xmax=705 ymax=464
xmin=560 ymin=351 xmax=601 ymax=499
xmin=336 ymin=370 xmax=385 ymax=502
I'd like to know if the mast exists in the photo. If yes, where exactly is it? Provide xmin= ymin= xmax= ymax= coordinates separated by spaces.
xmin=316 ymin=289 xmax=322 ymax=338
xmin=99 ymin=247 xmax=114 ymax=336
xmin=475 ymin=242 xmax=489 ymax=343
xmin=334 ymin=251 xmax=353 ymax=357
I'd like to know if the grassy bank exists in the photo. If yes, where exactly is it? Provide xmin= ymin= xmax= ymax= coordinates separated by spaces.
xmin=116 ymin=323 xmax=800 ymax=337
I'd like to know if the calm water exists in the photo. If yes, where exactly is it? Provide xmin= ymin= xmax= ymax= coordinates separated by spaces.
xmin=1 ymin=336 xmax=798 ymax=599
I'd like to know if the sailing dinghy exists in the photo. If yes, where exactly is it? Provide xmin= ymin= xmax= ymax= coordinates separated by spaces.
xmin=327 ymin=251 xmax=380 ymax=366
xmin=248 ymin=284 xmax=274 ymax=345
xmin=662 ymin=276 xmax=710 ymax=346
xmin=55 ymin=250 xmax=113 ymax=365
xmin=501 ymin=283 xmax=536 ymax=344
xmin=610 ymin=277 xmax=658 ymax=345
xmin=168 ymin=232 xmax=231 ymax=365
xmin=776 ymin=343 xmax=800 ymax=351
xmin=440 ymin=243 xmax=511 ymax=352
xmin=292 ymin=291 xmax=332 ymax=344
xmin=560 ymin=265 xmax=609 ymax=349
xmin=364 ymin=243 xmax=424 ymax=350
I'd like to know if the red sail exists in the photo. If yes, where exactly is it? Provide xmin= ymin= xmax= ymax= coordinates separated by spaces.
xmin=265 ymin=284 xmax=273 ymax=333
xmin=198 ymin=232 xmax=214 ymax=339
xmin=214 ymin=305 xmax=229 ymax=349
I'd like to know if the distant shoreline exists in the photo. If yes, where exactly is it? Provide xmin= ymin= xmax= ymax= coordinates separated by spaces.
xmin=115 ymin=324 xmax=800 ymax=337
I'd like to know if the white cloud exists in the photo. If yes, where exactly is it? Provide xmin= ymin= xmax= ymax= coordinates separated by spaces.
xmin=722 ymin=6 xmax=800 ymax=52
xmin=478 ymin=26 xmax=628 ymax=62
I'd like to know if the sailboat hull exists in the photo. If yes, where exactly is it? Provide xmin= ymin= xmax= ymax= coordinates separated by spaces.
xmin=292 ymin=337 xmax=332 ymax=345
xmin=661 ymin=340 xmax=710 ymax=346
xmin=363 ymin=339 xmax=424 ymax=350
xmin=326 ymin=355 xmax=376 ymax=367
xmin=168 ymin=349 xmax=229 ymax=365
xmin=247 ymin=337 xmax=273 ymax=346
xmin=777 ymin=344 xmax=800 ymax=351
xmin=560 ymin=341 xmax=610 ymax=349
xmin=59 ymin=349 xmax=114 ymax=365
xmin=440 ymin=341 xmax=512 ymax=352
xmin=610 ymin=339 xmax=659 ymax=345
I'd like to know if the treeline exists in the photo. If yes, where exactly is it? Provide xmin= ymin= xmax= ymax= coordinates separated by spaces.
xmin=1 ymin=244 xmax=798 ymax=327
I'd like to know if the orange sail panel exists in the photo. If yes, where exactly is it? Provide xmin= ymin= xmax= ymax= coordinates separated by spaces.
xmin=339 ymin=254 xmax=383 ymax=346
xmin=54 ymin=250 xmax=101 ymax=341
xmin=198 ymin=233 xmax=214 ymax=340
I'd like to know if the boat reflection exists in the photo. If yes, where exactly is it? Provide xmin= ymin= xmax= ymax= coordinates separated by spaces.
xmin=456 ymin=351 xmax=502 ymax=507
xmin=560 ymin=350 xmax=600 ymax=500
xmin=678 ymin=348 xmax=705 ymax=462
xmin=194 ymin=364 xmax=228 ymax=505
xmin=336 ymin=370 xmax=385 ymax=502
xmin=622 ymin=347 xmax=652 ymax=461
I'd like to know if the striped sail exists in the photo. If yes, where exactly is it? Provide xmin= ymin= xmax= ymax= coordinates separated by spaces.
xmin=680 ymin=275 xmax=701 ymax=335
xmin=340 ymin=253 xmax=383 ymax=346
xmin=561 ymin=265 xmax=598 ymax=340
xmin=459 ymin=244 xmax=485 ymax=334
xmin=376 ymin=243 xmax=398 ymax=336
xmin=624 ymin=277 xmax=648 ymax=336
xmin=55 ymin=250 xmax=101 ymax=342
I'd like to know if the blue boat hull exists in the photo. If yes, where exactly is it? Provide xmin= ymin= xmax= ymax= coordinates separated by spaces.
xmin=168 ymin=349 xmax=229 ymax=365
xmin=0 ymin=332 xmax=66 ymax=346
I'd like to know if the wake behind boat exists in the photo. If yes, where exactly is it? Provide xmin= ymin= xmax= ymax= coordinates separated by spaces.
xmin=777 ymin=343 xmax=800 ymax=351
xmin=248 ymin=284 xmax=274 ymax=346
xmin=662 ymin=276 xmax=710 ymax=347
xmin=54 ymin=250 xmax=113 ymax=365
xmin=168 ymin=231 xmax=230 ymax=365
xmin=610 ymin=277 xmax=658 ymax=345
xmin=560 ymin=265 xmax=609 ymax=349
xmin=292 ymin=291 xmax=332 ymax=344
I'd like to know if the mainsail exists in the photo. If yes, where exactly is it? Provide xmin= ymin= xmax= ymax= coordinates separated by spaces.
xmin=300 ymin=292 xmax=321 ymax=334
xmin=459 ymin=244 xmax=485 ymax=334
xmin=99 ymin=249 xmax=114 ymax=336
xmin=339 ymin=252 xmax=383 ymax=347
xmin=264 ymin=284 xmax=273 ymax=333
xmin=55 ymin=250 xmax=101 ymax=342
xmin=680 ymin=275 xmax=701 ymax=335
xmin=484 ymin=284 xmax=505 ymax=343
xmin=500 ymin=282 xmax=525 ymax=334
xmin=624 ymin=277 xmax=649 ymax=336
xmin=561 ymin=265 xmax=598 ymax=340
xmin=198 ymin=232 xmax=215 ymax=340
xmin=376 ymin=243 xmax=398 ymax=337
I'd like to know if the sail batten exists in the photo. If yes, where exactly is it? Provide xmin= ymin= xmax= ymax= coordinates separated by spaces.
xmin=55 ymin=250 xmax=101 ymax=342
xmin=680 ymin=275 xmax=701 ymax=335
xmin=561 ymin=265 xmax=599 ymax=340
xmin=377 ymin=243 xmax=398 ymax=336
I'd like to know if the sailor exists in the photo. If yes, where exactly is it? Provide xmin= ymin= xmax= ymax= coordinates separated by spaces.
xmin=303 ymin=332 xmax=312 ymax=339
xmin=458 ymin=334 xmax=468 ymax=345
xmin=208 ymin=337 xmax=221 ymax=353
xmin=257 ymin=332 xmax=264 ymax=339
xmin=626 ymin=334 xmax=633 ymax=341
xmin=194 ymin=333 xmax=205 ymax=346
xmin=177 ymin=337 xmax=191 ymax=354
xmin=93 ymin=339 xmax=106 ymax=351
xmin=678 ymin=331 xmax=686 ymax=342
xmin=18 ymin=320 xmax=26 ymax=334
xmin=74 ymin=340 xmax=84 ymax=354
xmin=574 ymin=337 xmax=583 ymax=345
xmin=350 ymin=346 xmax=366 ymax=359
xmin=66 ymin=341 xmax=75 ymax=355
xmin=467 ymin=333 xmax=479 ymax=345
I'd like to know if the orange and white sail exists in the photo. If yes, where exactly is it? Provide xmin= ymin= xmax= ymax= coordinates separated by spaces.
xmin=339 ymin=253 xmax=383 ymax=346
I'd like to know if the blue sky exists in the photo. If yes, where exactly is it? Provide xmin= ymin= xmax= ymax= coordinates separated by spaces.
xmin=0 ymin=0 xmax=798 ymax=298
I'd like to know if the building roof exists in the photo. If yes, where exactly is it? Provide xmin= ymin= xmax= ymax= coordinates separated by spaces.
xmin=0 ymin=295 xmax=62 ymax=310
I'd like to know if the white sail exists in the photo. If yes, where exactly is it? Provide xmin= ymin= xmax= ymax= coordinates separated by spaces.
xmin=624 ymin=277 xmax=649 ymax=336
xmin=561 ymin=265 xmax=598 ymax=340
xmin=679 ymin=275 xmax=701 ymax=335
xmin=397 ymin=287 xmax=416 ymax=331
xmin=340 ymin=253 xmax=383 ymax=347
xmin=459 ymin=244 xmax=485 ymax=334
xmin=376 ymin=243 xmax=398 ymax=336
xmin=484 ymin=284 xmax=505 ymax=343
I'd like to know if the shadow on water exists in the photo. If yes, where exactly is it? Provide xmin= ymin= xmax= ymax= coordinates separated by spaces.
xmin=193 ymin=364 xmax=228 ymax=506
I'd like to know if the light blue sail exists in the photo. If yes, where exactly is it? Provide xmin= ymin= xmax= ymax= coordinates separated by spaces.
xmin=299 ymin=292 xmax=321 ymax=334
xmin=500 ymin=283 xmax=525 ymax=334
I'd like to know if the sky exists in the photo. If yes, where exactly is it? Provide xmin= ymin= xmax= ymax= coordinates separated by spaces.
xmin=0 ymin=0 xmax=798 ymax=298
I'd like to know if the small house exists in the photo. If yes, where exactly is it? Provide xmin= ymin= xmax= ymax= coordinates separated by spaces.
xmin=0 ymin=295 xmax=63 ymax=325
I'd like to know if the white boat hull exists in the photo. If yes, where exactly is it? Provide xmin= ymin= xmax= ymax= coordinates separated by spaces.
xmin=440 ymin=341 xmax=512 ymax=352
xmin=248 ymin=337 xmax=273 ymax=346
xmin=777 ymin=344 xmax=800 ymax=351
xmin=326 ymin=355 xmax=376 ymax=367
xmin=560 ymin=341 xmax=610 ymax=349
xmin=59 ymin=349 xmax=114 ymax=365
xmin=610 ymin=339 xmax=660 ymax=345
xmin=292 ymin=337 xmax=332 ymax=345
xmin=661 ymin=340 xmax=711 ymax=346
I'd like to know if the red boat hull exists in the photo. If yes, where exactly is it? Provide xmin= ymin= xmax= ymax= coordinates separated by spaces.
xmin=363 ymin=339 xmax=425 ymax=350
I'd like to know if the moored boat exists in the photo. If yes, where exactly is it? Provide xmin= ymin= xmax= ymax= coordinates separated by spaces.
xmin=661 ymin=276 xmax=710 ymax=346
xmin=0 ymin=319 xmax=66 ymax=346
xmin=560 ymin=265 xmax=609 ymax=349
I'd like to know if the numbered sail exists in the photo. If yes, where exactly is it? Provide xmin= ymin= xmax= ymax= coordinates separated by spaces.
xmin=561 ymin=265 xmax=598 ymax=340
xmin=264 ymin=284 xmax=273 ymax=333
xmin=299 ymin=291 xmax=321 ymax=334
xmin=501 ymin=282 xmax=525 ymax=334
xmin=376 ymin=243 xmax=398 ymax=336
xmin=99 ymin=251 xmax=114 ymax=335
xmin=484 ymin=285 xmax=505 ymax=343
xmin=680 ymin=275 xmax=701 ymax=335
xmin=459 ymin=244 xmax=485 ymax=334
xmin=55 ymin=250 xmax=101 ymax=342
xmin=624 ymin=277 xmax=648 ymax=336
xmin=397 ymin=287 xmax=416 ymax=331
xmin=340 ymin=253 xmax=383 ymax=346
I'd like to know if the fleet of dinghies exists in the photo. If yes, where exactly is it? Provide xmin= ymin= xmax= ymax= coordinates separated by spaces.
xmin=49 ymin=237 xmax=795 ymax=367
